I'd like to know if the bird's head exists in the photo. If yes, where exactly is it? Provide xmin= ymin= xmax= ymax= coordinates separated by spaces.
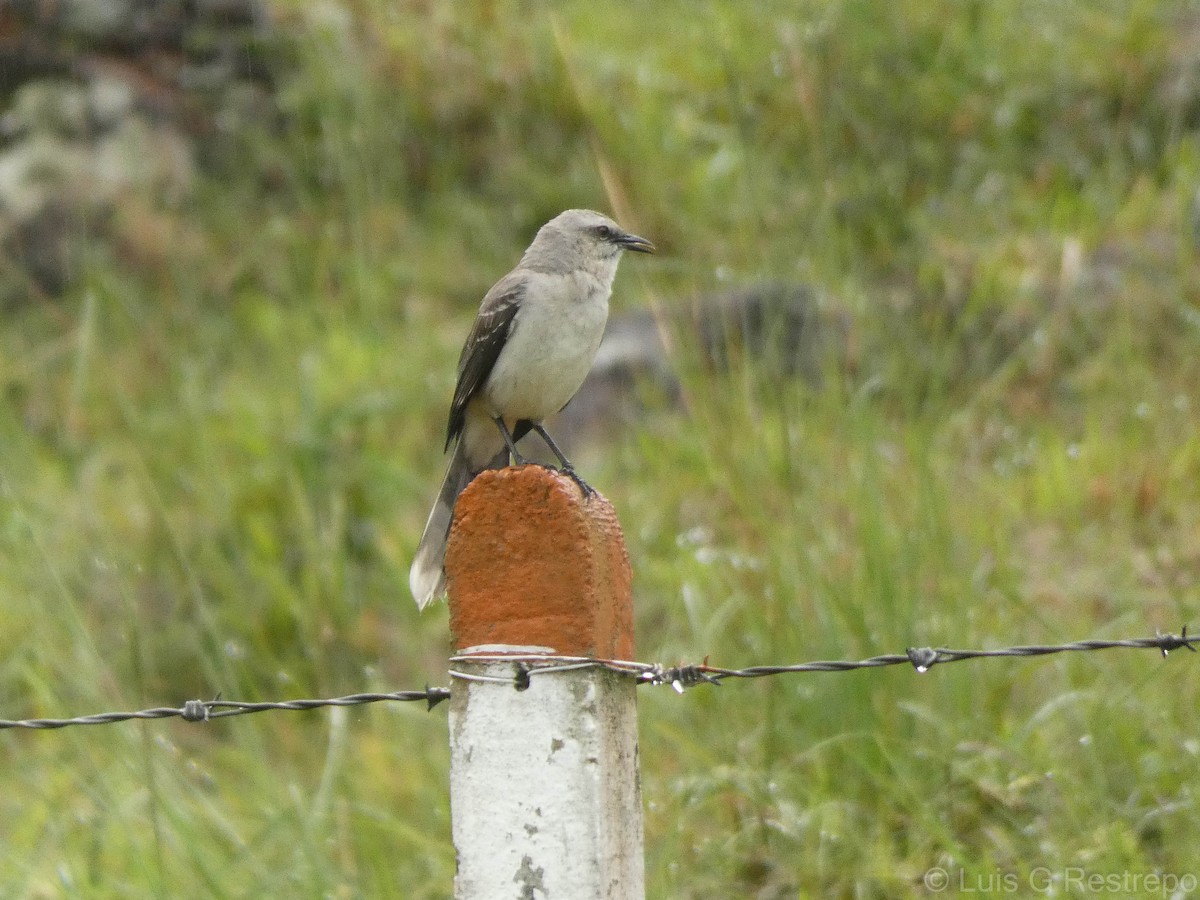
xmin=523 ymin=209 xmax=655 ymax=272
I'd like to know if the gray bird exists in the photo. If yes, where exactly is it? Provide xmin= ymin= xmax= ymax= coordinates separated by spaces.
xmin=409 ymin=209 xmax=655 ymax=608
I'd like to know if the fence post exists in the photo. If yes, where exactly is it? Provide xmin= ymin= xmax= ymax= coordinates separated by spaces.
xmin=445 ymin=465 xmax=644 ymax=900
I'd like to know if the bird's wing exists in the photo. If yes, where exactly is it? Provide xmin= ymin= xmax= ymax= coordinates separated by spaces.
xmin=445 ymin=273 xmax=525 ymax=450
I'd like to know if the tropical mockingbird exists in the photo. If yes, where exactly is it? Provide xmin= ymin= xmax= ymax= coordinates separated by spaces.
xmin=409 ymin=209 xmax=654 ymax=609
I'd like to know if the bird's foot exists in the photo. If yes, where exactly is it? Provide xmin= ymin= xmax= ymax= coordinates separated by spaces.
xmin=558 ymin=465 xmax=595 ymax=498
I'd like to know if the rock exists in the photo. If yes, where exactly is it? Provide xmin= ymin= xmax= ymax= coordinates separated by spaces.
xmin=0 ymin=0 xmax=279 ymax=304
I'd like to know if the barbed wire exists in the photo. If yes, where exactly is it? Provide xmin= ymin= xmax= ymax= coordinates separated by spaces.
xmin=448 ymin=626 xmax=1196 ymax=692
xmin=1 ymin=689 xmax=450 ymax=730
xmin=2 ymin=627 xmax=1192 ymax=730
xmin=648 ymin=626 xmax=1197 ymax=690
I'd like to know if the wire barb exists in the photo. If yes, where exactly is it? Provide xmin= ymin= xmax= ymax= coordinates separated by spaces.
xmin=638 ymin=664 xmax=722 ymax=693
xmin=1157 ymin=624 xmax=1195 ymax=657
xmin=907 ymin=647 xmax=940 ymax=672
xmin=181 ymin=699 xmax=210 ymax=722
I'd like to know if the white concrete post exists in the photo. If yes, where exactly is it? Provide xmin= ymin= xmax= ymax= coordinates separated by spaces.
xmin=448 ymin=656 xmax=643 ymax=898
xmin=443 ymin=467 xmax=643 ymax=899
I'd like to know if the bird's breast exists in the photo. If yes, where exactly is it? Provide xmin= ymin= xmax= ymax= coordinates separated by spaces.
xmin=482 ymin=272 xmax=611 ymax=421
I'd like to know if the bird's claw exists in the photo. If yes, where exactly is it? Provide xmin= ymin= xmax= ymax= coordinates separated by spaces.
xmin=559 ymin=465 xmax=595 ymax=498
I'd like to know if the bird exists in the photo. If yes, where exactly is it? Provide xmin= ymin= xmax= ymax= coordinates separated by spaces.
xmin=408 ymin=209 xmax=655 ymax=609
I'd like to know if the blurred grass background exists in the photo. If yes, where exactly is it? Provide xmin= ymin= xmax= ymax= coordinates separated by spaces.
xmin=2 ymin=0 xmax=1199 ymax=896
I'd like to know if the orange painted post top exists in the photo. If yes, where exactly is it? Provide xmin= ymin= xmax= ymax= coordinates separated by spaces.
xmin=445 ymin=465 xmax=634 ymax=660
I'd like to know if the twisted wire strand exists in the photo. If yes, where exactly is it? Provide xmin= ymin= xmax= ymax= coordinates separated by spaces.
xmin=4 ymin=628 xmax=1192 ymax=729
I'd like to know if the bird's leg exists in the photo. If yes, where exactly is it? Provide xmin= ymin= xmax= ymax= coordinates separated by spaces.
xmin=531 ymin=423 xmax=595 ymax=496
xmin=491 ymin=416 xmax=529 ymax=465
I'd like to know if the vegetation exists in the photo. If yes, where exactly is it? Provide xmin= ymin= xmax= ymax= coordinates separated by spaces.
xmin=3 ymin=0 xmax=1198 ymax=895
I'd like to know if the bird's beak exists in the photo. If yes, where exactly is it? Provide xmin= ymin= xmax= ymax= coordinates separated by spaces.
xmin=618 ymin=231 xmax=656 ymax=254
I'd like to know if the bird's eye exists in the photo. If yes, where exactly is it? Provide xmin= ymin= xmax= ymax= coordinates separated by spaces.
xmin=595 ymin=225 xmax=612 ymax=239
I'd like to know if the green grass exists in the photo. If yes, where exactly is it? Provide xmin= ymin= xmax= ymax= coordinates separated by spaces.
xmin=3 ymin=0 xmax=1199 ymax=895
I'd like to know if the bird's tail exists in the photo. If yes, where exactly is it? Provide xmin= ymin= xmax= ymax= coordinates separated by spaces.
xmin=409 ymin=441 xmax=507 ymax=609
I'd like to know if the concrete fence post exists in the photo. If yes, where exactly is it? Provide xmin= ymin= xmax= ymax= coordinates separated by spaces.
xmin=445 ymin=465 xmax=644 ymax=900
